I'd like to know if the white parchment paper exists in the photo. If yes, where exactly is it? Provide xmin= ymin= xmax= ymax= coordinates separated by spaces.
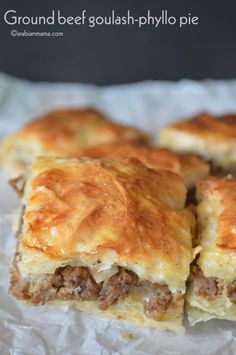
xmin=1 ymin=73 xmax=236 ymax=355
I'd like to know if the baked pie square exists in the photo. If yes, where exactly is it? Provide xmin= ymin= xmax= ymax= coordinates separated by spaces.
xmin=158 ymin=113 xmax=236 ymax=172
xmin=10 ymin=156 xmax=195 ymax=334
xmin=187 ymin=177 xmax=236 ymax=325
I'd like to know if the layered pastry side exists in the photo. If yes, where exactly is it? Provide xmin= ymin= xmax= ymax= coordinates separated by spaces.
xmin=1 ymin=107 xmax=149 ymax=176
xmin=75 ymin=142 xmax=210 ymax=190
xmin=158 ymin=113 xmax=236 ymax=173
xmin=187 ymin=177 xmax=236 ymax=325
xmin=9 ymin=156 xmax=196 ymax=334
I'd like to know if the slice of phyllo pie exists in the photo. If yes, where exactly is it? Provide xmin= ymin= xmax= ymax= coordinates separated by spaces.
xmin=187 ymin=177 xmax=236 ymax=325
xmin=158 ymin=113 xmax=236 ymax=173
xmin=10 ymin=156 xmax=196 ymax=334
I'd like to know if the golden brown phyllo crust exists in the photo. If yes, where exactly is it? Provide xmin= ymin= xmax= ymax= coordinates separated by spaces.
xmin=14 ymin=108 xmax=149 ymax=153
xmin=158 ymin=113 xmax=236 ymax=172
xmin=197 ymin=177 xmax=236 ymax=250
xmin=187 ymin=176 xmax=236 ymax=324
xmin=9 ymin=156 xmax=195 ymax=333
xmin=20 ymin=157 xmax=191 ymax=266
xmin=1 ymin=107 xmax=149 ymax=176
xmin=163 ymin=113 xmax=236 ymax=140
xmin=73 ymin=142 xmax=209 ymax=189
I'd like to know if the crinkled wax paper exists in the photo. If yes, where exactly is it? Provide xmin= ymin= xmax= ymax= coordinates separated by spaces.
xmin=1 ymin=73 xmax=236 ymax=355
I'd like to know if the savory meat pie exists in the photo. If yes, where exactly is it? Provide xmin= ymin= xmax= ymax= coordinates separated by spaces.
xmin=158 ymin=113 xmax=236 ymax=172
xmin=1 ymin=108 xmax=149 ymax=176
xmin=187 ymin=177 xmax=236 ymax=324
xmin=75 ymin=142 xmax=209 ymax=189
xmin=10 ymin=156 xmax=195 ymax=334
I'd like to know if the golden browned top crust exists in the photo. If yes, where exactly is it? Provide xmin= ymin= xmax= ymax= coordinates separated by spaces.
xmin=168 ymin=113 xmax=236 ymax=140
xmin=75 ymin=142 xmax=209 ymax=188
xmin=177 ymin=154 xmax=210 ymax=188
xmin=197 ymin=177 xmax=236 ymax=250
xmin=4 ymin=108 xmax=149 ymax=156
xmin=76 ymin=143 xmax=182 ymax=173
xmin=21 ymin=157 xmax=192 ymax=272
xmin=177 ymin=154 xmax=208 ymax=175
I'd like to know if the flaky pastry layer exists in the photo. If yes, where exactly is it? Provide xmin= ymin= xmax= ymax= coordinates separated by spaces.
xmin=51 ymin=296 xmax=185 ymax=335
xmin=1 ymin=107 xmax=149 ymax=176
xmin=187 ymin=281 xmax=236 ymax=325
xmin=187 ymin=303 xmax=236 ymax=326
xmin=196 ymin=177 xmax=236 ymax=279
xmin=16 ymin=156 xmax=195 ymax=293
xmin=75 ymin=142 xmax=209 ymax=189
xmin=158 ymin=113 xmax=236 ymax=170
xmin=187 ymin=176 xmax=236 ymax=323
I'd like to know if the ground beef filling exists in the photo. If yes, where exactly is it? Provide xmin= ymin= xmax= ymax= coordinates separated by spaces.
xmin=142 ymin=282 xmax=174 ymax=319
xmin=189 ymin=265 xmax=236 ymax=304
xmin=98 ymin=269 xmax=139 ymax=310
xmin=227 ymin=281 xmax=236 ymax=303
xmin=10 ymin=264 xmax=176 ymax=318
xmin=188 ymin=265 xmax=224 ymax=300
